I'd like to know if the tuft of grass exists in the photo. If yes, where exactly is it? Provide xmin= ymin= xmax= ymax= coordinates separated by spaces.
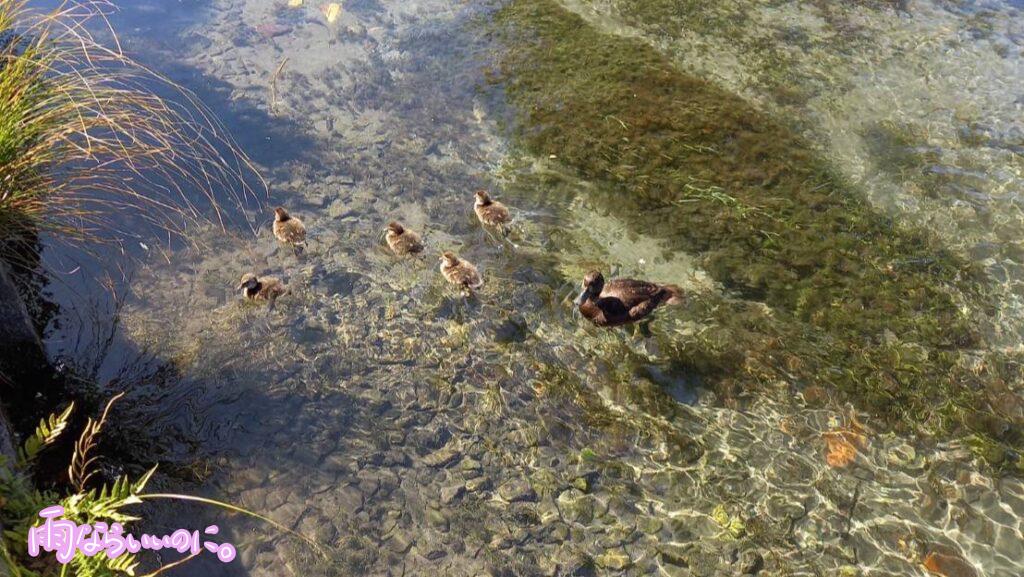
xmin=0 ymin=0 xmax=265 ymax=260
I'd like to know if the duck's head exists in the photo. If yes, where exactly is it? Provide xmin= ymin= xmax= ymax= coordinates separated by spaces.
xmin=273 ymin=207 xmax=290 ymax=221
xmin=236 ymin=273 xmax=259 ymax=291
xmin=440 ymin=251 xmax=459 ymax=267
xmin=574 ymin=270 xmax=605 ymax=306
xmin=474 ymin=190 xmax=492 ymax=206
xmin=387 ymin=221 xmax=405 ymax=235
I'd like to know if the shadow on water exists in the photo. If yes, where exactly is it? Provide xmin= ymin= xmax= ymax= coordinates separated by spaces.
xmin=63 ymin=3 xmax=663 ymax=576
xmin=37 ymin=4 xmax=324 ymax=382
xmin=18 ymin=2 xmax=323 ymax=575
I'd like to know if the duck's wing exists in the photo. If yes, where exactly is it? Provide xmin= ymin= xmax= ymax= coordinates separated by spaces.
xmin=287 ymin=222 xmax=307 ymax=242
xmin=492 ymin=202 xmax=510 ymax=222
xmin=404 ymin=232 xmax=424 ymax=253
xmin=458 ymin=264 xmax=483 ymax=288
xmin=603 ymin=278 xmax=663 ymax=308
xmin=261 ymin=278 xmax=286 ymax=299
xmin=626 ymin=296 xmax=663 ymax=321
xmin=445 ymin=264 xmax=469 ymax=285
xmin=478 ymin=203 xmax=510 ymax=224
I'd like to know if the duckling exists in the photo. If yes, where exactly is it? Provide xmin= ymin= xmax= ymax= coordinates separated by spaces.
xmin=236 ymin=273 xmax=289 ymax=303
xmin=385 ymin=221 xmax=424 ymax=255
xmin=272 ymin=207 xmax=307 ymax=253
xmin=439 ymin=251 xmax=483 ymax=294
xmin=573 ymin=270 xmax=683 ymax=327
xmin=473 ymin=190 xmax=511 ymax=234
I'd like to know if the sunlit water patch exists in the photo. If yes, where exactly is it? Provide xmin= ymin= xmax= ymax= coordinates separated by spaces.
xmin=561 ymin=0 xmax=1024 ymax=349
xmin=39 ymin=0 xmax=1024 ymax=575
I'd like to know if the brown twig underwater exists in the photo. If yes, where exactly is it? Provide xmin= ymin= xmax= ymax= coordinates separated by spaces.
xmin=269 ymin=56 xmax=289 ymax=114
xmin=68 ymin=391 xmax=124 ymax=492
xmin=137 ymin=493 xmax=328 ymax=558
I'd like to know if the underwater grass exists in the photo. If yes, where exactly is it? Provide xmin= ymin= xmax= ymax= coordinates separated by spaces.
xmin=492 ymin=0 xmax=1022 ymax=467
xmin=0 ymin=0 xmax=265 ymax=261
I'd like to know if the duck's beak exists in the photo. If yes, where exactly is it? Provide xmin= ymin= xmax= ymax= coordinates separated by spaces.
xmin=573 ymin=288 xmax=588 ymax=307
xmin=235 ymin=282 xmax=245 ymax=290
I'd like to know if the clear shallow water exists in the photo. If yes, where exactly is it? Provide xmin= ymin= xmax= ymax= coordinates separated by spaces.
xmin=31 ymin=0 xmax=1024 ymax=576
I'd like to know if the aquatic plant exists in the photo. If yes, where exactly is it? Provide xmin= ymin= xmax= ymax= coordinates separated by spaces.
xmin=1 ymin=397 xmax=152 ymax=577
xmin=0 ymin=0 xmax=264 ymax=260
xmin=492 ymin=0 xmax=1023 ymax=468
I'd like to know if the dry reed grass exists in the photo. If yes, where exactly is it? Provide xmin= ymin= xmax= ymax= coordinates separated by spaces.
xmin=0 ymin=0 xmax=266 ymax=261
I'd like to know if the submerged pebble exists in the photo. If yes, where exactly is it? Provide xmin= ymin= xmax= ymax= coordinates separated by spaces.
xmin=255 ymin=22 xmax=292 ymax=38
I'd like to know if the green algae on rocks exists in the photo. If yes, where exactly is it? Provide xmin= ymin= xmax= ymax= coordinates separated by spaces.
xmin=492 ymin=0 xmax=1023 ymax=466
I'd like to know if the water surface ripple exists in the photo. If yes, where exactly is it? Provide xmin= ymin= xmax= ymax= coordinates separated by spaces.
xmin=52 ymin=0 xmax=1024 ymax=575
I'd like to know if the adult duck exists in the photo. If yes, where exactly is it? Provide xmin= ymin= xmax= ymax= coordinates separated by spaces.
xmin=573 ymin=270 xmax=683 ymax=327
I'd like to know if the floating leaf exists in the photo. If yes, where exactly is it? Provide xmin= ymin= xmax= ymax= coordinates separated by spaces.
xmin=711 ymin=504 xmax=729 ymax=526
xmin=711 ymin=504 xmax=745 ymax=538
xmin=322 ymin=2 xmax=341 ymax=23
xmin=922 ymin=551 xmax=979 ymax=577
xmin=822 ymin=430 xmax=866 ymax=468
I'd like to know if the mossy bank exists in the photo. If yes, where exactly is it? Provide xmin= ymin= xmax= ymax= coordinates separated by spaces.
xmin=491 ymin=0 xmax=1023 ymax=468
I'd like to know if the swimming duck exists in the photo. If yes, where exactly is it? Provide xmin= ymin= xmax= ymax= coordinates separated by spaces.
xmin=573 ymin=270 xmax=683 ymax=327
xmin=473 ymin=190 xmax=511 ymax=233
xmin=272 ymin=207 xmax=307 ymax=252
xmin=439 ymin=251 xmax=483 ymax=294
xmin=385 ymin=221 xmax=424 ymax=255
xmin=236 ymin=273 xmax=289 ymax=302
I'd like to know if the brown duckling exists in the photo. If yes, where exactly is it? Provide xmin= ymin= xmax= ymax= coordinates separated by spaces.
xmin=573 ymin=270 xmax=683 ymax=327
xmin=236 ymin=273 xmax=289 ymax=302
xmin=439 ymin=251 xmax=483 ymax=293
xmin=473 ymin=190 xmax=511 ymax=233
xmin=385 ymin=221 xmax=424 ymax=255
xmin=272 ymin=207 xmax=307 ymax=252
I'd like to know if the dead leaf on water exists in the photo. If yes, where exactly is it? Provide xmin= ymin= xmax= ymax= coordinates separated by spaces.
xmin=322 ymin=2 xmax=341 ymax=23
xmin=922 ymin=551 xmax=979 ymax=577
xmin=779 ymin=416 xmax=795 ymax=435
xmin=822 ymin=429 xmax=867 ymax=468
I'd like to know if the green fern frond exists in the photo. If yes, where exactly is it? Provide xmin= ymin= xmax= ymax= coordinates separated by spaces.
xmin=3 ymin=527 xmax=29 ymax=547
xmin=60 ymin=481 xmax=140 ymax=525
xmin=1 ymin=537 xmax=43 ymax=577
xmin=131 ymin=466 xmax=157 ymax=495
xmin=17 ymin=403 xmax=74 ymax=467
xmin=69 ymin=546 xmax=140 ymax=577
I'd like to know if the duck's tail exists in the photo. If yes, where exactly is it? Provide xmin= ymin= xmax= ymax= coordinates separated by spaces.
xmin=662 ymin=284 xmax=685 ymax=305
